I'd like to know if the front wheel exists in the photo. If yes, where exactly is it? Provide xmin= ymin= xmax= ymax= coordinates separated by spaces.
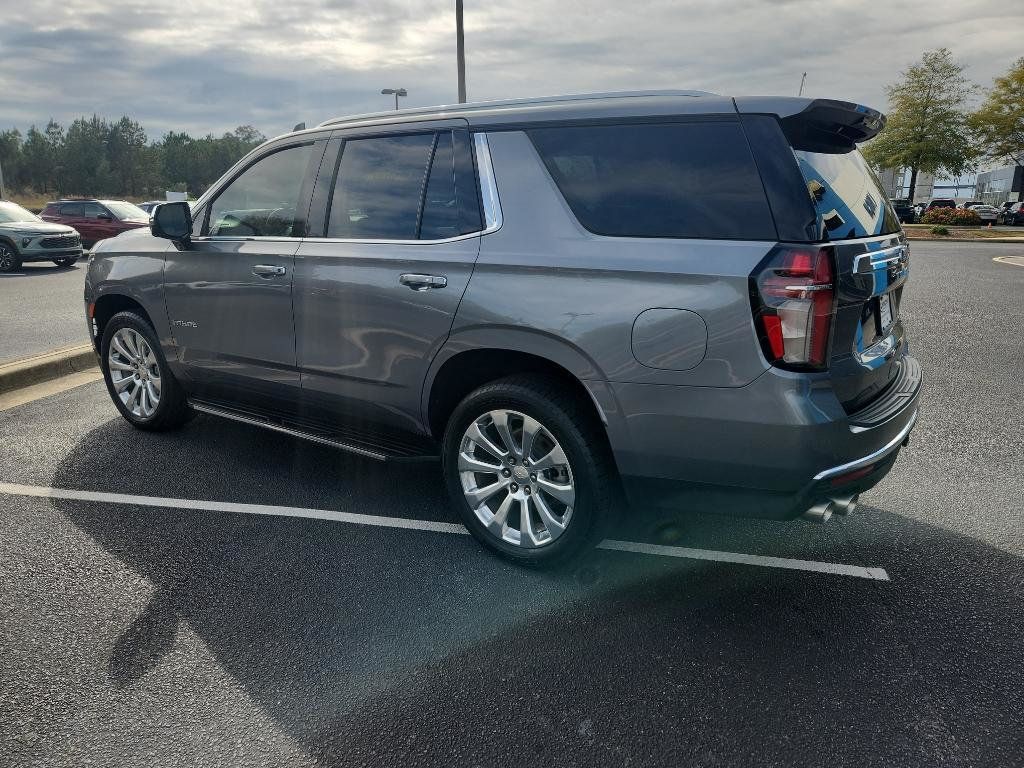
xmin=442 ymin=375 xmax=617 ymax=566
xmin=100 ymin=311 xmax=192 ymax=431
xmin=0 ymin=243 xmax=22 ymax=273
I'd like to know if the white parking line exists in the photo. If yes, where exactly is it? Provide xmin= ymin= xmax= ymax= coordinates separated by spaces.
xmin=0 ymin=482 xmax=889 ymax=581
xmin=598 ymin=540 xmax=889 ymax=581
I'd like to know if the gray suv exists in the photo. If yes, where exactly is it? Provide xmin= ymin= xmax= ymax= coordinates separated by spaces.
xmin=85 ymin=91 xmax=921 ymax=564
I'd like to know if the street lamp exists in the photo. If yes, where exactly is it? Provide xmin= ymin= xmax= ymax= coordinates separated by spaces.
xmin=381 ymin=88 xmax=407 ymax=110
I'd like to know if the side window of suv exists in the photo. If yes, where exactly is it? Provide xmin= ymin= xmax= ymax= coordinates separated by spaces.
xmin=529 ymin=122 xmax=777 ymax=240
xmin=327 ymin=133 xmax=436 ymax=240
xmin=419 ymin=131 xmax=460 ymax=240
xmin=83 ymin=203 xmax=106 ymax=219
xmin=60 ymin=202 xmax=84 ymax=217
xmin=207 ymin=143 xmax=314 ymax=238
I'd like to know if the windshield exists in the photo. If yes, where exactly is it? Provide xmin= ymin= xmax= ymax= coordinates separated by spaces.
xmin=103 ymin=201 xmax=150 ymax=220
xmin=793 ymin=147 xmax=901 ymax=239
xmin=0 ymin=202 xmax=42 ymax=224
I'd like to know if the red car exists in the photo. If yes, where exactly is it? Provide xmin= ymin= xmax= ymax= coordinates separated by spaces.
xmin=40 ymin=199 xmax=150 ymax=248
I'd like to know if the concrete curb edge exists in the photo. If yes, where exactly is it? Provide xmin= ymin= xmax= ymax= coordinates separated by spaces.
xmin=0 ymin=344 xmax=99 ymax=395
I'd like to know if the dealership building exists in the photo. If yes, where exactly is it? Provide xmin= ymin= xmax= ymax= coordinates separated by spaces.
xmin=975 ymin=165 xmax=1024 ymax=206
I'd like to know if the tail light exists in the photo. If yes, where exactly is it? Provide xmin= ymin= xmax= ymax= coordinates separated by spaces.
xmin=750 ymin=244 xmax=837 ymax=370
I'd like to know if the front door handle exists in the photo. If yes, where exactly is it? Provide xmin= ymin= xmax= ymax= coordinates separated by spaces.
xmin=252 ymin=264 xmax=286 ymax=278
xmin=400 ymin=273 xmax=447 ymax=291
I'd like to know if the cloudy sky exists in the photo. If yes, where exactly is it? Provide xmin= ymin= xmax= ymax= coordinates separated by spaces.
xmin=1 ymin=0 xmax=1020 ymax=141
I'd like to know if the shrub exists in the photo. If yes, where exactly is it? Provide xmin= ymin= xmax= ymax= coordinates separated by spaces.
xmin=921 ymin=207 xmax=982 ymax=226
xmin=930 ymin=225 xmax=950 ymax=235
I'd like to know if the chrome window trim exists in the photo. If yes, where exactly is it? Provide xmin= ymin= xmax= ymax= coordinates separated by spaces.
xmin=190 ymin=132 xmax=504 ymax=247
xmin=473 ymin=132 xmax=503 ymax=233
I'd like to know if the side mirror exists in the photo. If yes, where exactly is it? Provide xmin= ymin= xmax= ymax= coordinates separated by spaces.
xmin=151 ymin=202 xmax=192 ymax=243
xmin=97 ymin=213 xmax=112 ymax=221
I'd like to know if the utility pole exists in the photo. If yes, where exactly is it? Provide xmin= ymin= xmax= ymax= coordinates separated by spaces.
xmin=456 ymin=0 xmax=467 ymax=103
xmin=798 ymin=72 xmax=807 ymax=97
xmin=0 ymin=159 xmax=5 ymax=199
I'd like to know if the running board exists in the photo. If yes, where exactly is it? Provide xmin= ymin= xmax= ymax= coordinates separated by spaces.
xmin=189 ymin=401 xmax=392 ymax=461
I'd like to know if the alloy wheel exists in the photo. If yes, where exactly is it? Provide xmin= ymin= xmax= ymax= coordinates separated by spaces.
xmin=0 ymin=245 xmax=15 ymax=272
xmin=458 ymin=409 xmax=575 ymax=548
xmin=108 ymin=328 xmax=162 ymax=419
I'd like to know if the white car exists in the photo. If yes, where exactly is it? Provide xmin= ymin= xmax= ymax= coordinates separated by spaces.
xmin=968 ymin=204 xmax=999 ymax=223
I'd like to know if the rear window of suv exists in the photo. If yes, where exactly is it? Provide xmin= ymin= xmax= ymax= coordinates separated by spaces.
xmin=528 ymin=122 xmax=776 ymax=240
xmin=793 ymin=148 xmax=900 ymax=239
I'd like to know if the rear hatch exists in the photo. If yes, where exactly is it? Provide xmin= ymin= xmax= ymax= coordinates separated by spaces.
xmin=738 ymin=98 xmax=909 ymax=414
xmin=792 ymin=145 xmax=907 ymax=412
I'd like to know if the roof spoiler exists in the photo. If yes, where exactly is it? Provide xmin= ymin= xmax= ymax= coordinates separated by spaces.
xmin=734 ymin=97 xmax=885 ymax=152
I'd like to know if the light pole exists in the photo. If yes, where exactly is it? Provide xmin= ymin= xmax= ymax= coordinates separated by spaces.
xmin=456 ymin=0 xmax=466 ymax=103
xmin=798 ymin=72 xmax=807 ymax=97
xmin=381 ymin=88 xmax=407 ymax=110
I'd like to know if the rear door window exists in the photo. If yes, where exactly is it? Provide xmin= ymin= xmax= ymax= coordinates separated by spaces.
xmin=794 ymin=148 xmax=900 ymax=239
xmin=60 ymin=203 xmax=84 ymax=217
xmin=327 ymin=133 xmax=435 ymax=239
xmin=419 ymin=132 xmax=460 ymax=240
xmin=528 ymin=122 xmax=777 ymax=240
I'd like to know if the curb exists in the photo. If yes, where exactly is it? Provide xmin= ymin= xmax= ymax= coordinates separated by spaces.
xmin=0 ymin=344 xmax=99 ymax=395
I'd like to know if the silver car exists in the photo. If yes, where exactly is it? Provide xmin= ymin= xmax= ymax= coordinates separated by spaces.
xmin=0 ymin=201 xmax=83 ymax=272
xmin=85 ymin=91 xmax=921 ymax=565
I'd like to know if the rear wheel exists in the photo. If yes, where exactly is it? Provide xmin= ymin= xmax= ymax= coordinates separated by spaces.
xmin=0 ymin=243 xmax=22 ymax=273
xmin=442 ymin=375 xmax=616 ymax=566
xmin=100 ymin=311 xmax=192 ymax=431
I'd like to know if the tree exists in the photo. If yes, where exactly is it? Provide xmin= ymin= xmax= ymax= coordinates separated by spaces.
xmin=0 ymin=129 xmax=23 ymax=192
xmin=44 ymin=120 xmax=66 ymax=192
xmin=970 ymin=57 xmax=1024 ymax=167
xmin=21 ymin=126 xmax=53 ymax=193
xmin=107 ymin=116 xmax=148 ymax=196
xmin=863 ymin=48 xmax=977 ymax=200
xmin=64 ymin=116 xmax=116 ymax=195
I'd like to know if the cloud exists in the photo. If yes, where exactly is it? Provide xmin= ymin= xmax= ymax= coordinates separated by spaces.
xmin=0 ymin=0 xmax=1018 ymax=141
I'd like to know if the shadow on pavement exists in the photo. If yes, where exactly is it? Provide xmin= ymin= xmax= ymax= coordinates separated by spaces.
xmin=47 ymin=415 xmax=1024 ymax=767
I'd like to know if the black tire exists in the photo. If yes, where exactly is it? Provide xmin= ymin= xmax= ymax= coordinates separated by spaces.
xmin=0 ymin=242 xmax=22 ymax=273
xmin=52 ymin=257 xmax=78 ymax=268
xmin=100 ymin=311 xmax=192 ymax=431
xmin=442 ymin=375 xmax=617 ymax=566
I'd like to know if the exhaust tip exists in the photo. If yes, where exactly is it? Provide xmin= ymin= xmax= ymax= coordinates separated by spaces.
xmin=831 ymin=493 xmax=859 ymax=515
xmin=802 ymin=500 xmax=834 ymax=523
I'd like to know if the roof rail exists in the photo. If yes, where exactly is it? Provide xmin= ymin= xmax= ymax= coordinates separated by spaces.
xmin=317 ymin=89 xmax=718 ymax=128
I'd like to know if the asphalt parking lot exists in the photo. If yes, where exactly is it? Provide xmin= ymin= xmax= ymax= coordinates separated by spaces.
xmin=1 ymin=241 xmax=1023 ymax=767
xmin=0 ymin=260 xmax=89 ymax=364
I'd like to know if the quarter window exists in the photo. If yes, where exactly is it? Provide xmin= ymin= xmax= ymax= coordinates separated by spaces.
xmin=207 ymin=144 xmax=314 ymax=237
xmin=529 ymin=122 xmax=777 ymax=240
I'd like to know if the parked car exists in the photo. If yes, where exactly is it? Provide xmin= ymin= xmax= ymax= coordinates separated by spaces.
xmin=925 ymin=198 xmax=956 ymax=210
xmin=41 ymin=199 xmax=150 ymax=248
xmin=891 ymin=198 xmax=916 ymax=224
xmin=998 ymin=202 xmax=1024 ymax=225
xmin=0 ymin=200 xmax=83 ymax=273
xmin=85 ymin=91 xmax=920 ymax=564
xmin=968 ymin=204 xmax=1000 ymax=223
xmin=136 ymin=201 xmax=162 ymax=215
xmin=960 ymin=200 xmax=984 ymax=209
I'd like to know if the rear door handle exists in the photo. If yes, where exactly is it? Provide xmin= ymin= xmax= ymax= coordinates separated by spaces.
xmin=400 ymin=273 xmax=447 ymax=291
xmin=252 ymin=264 xmax=287 ymax=278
